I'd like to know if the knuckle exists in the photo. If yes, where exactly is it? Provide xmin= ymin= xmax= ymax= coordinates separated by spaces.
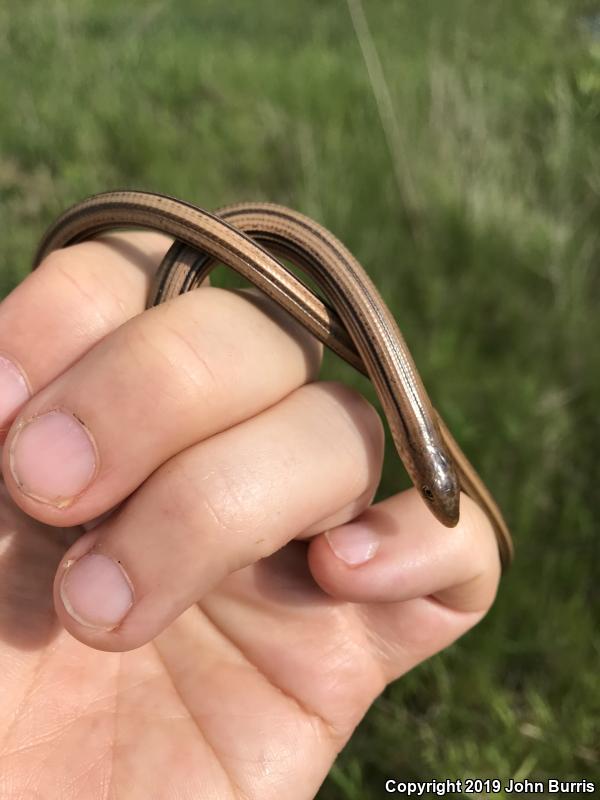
xmin=321 ymin=380 xmax=381 ymax=423
xmin=314 ymin=380 xmax=385 ymax=458
xmin=36 ymin=247 xmax=127 ymax=328
xmin=162 ymin=458 xmax=270 ymax=559
xmin=293 ymin=380 xmax=384 ymax=496
xmin=36 ymin=247 xmax=70 ymax=275
xmin=119 ymin=314 xmax=221 ymax=407
xmin=235 ymin=285 xmax=324 ymax=358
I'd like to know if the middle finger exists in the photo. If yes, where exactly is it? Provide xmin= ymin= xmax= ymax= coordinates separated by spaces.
xmin=4 ymin=285 xmax=323 ymax=524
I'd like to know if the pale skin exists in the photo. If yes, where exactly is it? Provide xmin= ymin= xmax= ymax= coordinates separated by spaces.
xmin=0 ymin=232 xmax=501 ymax=799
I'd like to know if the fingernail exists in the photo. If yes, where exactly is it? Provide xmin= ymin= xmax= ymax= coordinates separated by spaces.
xmin=60 ymin=553 xmax=134 ymax=630
xmin=9 ymin=409 xmax=98 ymax=507
xmin=0 ymin=355 xmax=30 ymax=431
xmin=325 ymin=524 xmax=380 ymax=566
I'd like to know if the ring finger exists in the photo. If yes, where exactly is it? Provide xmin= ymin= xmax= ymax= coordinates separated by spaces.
xmin=53 ymin=380 xmax=384 ymax=651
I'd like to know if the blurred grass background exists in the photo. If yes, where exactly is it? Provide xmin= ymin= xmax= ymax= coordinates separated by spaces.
xmin=0 ymin=0 xmax=598 ymax=795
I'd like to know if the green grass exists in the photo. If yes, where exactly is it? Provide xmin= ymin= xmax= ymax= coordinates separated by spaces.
xmin=1 ymin=0 xmax=598 ymax=795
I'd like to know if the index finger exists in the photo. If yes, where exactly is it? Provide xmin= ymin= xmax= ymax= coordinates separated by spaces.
xmin=0 ymin=231 xmax=173 ymax=434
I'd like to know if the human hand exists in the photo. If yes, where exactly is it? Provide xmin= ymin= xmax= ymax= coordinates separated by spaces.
xmin=0 ymin=233 xmax=501 ymax=798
